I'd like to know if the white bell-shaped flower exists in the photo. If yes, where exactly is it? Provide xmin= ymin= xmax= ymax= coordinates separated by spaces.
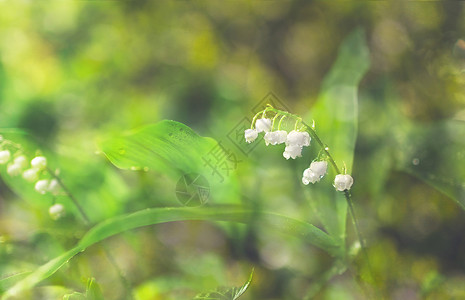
xmin=35 ymin=179 xmax=49 ymax=194
xmin=286 ymin=130 xmax=310 ymax=147
xmin=31 ymin=156 xmax=47 ymax=171
xmin=7 ymin=163 xmax=21 ymax=176
xmin=14 ymin=155 xmax=28 ymax=169
xmin=302 ymin=161 xmax=328 ymax=185
xmin=48 ymin=179 xmax=61 ymax=196
xmin=255 ymin=118 xmax=272 ymax=133
xmin=264 ymin=130 xmax=287 ymax=146
xmin=0 ymin=150 xmax=11 ymax=164
xmin=49 ymin=203 xmax=65 ymax=220
xmin=22 ymin=168 xmax=39 ymax=182
xmin=283 ymin=145 xmax=302 ymax=160
xmin=334 ymin=174 xmax=354 ymax=191
xmin=244 ymin=128 xmax=258 ymax=143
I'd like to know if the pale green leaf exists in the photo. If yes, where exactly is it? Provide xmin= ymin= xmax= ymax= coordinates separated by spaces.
xmin=304 ymin=28 xmax=370 ymax=245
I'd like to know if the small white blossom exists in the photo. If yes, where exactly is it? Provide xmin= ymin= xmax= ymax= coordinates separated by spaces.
xmin=31 ymin=156 xmax=47 ymax=170
xmin=286 ymin=130 xmax=310 ymax=147
xmin=14 ymin=155 xmax=28 ymax=169
xmin=264 ymin=130 xmax=287 ymax=146
xmin=255 ymin=118 xmax=272 ymax=133
xmin=334 ymin=174 xmax=354 ymax=191
xmin=49 ymin=204 xmax=65 ymax=220
xmin=302 ymin=161 xmax=328 ymax=185
xmin=7 ymin=163 xmax=22 ymax=176
xmin=22 ymin=168 xmax=39 ymax=182
xmin=244 ymin=128 xmax=258 ymax=143
xmin=0 ymin=150 xmax=11 ymax=164
xmin=283 ymin=145 xmax=302 ymax=160
xmin=35 ymin=179 xmax=49 ymax=194
xmin=48 ymin=179 xmax=60 ymax=195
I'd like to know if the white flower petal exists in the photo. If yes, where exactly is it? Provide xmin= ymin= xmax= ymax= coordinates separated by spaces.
xmin=286 ymin=130 xmax=311 ymax=147
xmin=255 ymin=118 xmax=272 ymax=133
xmin=244 ymin=128 xmax=258 ymax=143
xmin=49 ymin=204 xmax=65 ymax=220
xmin=7 ymin=163 xmax=21 ymax=176
xmin=334 ymin=174 xmax=354 ymax=191
xmin=31 ymin=156 xmax=47 ymax=171
xmin=0 ymin=150 xmax=11 ymax=164
xmin=283 ymin=145 xmax=302 ymax=160
xmin=22 ymin=168 xmax=39 ymax=182
xmin=35 ymin=179 xmax=49 ymax=194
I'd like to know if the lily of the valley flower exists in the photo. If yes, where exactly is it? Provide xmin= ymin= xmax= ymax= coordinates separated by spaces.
xmin=334 ymin=174 xmax=354 ymax=191
xmin=244 ymin=128 xmax=258 ymax=143
xmin=286 ymin=130 xmax=310 ymax=147
xmin=283 ymin=144 xmax=302 ymax=160
xmin=302 ymin=161 xmax=328 ymax=185
xmin=31 ymin=156 xmax=47 ymax=171
xmin=35 ymin=179 xmax=49 ymax=194
xmin=264 ymin=130 xmax=287 ymax=146
xmin=255 ymin=118 xmax=272 ymax=133
xmin=0 ymin=150 xmax=11 ymax=164
xmin=49 ymin=203 xmax=65 ymax=220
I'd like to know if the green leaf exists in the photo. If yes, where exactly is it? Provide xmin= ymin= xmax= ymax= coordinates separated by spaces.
xmin=304 ymin=28 xmax=370 ymax=244
xmin=98 ymin=120 xmax=241 ymax=205
xmin=63 ymin=292 xmax=86 ymax=300
xmin=98 ymin=120 xmax=216 ymax=178
xmin=85 ymin=278 xmax=104 ymax=300
xmin=0 ymin=272 xmax=31 ymax=294
xmin=2 ymin=206 xmax=337 ymax=299
xmin=193 ymin=268 xmax=254 ymax=300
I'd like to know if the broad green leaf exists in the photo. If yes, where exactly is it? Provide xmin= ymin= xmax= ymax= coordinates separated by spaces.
xmin=98 ymin=120 xmax=216 ymax=179
xmin=98 ymin=120 xmax=241 ymax=205
xmin=305 ymin=28 xmax=370 ymax=244
xmin=2 ymin=206 xmax=337 ymax=299
xmin=193 ymin=268 xmax=254 ymax=300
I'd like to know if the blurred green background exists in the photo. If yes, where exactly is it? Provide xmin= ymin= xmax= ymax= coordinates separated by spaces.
xmin=1 ymin=1 xmax=465 ymax=299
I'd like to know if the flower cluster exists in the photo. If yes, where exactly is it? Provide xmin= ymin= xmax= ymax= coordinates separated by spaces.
xmin=244 ymin=106 xmax=353 ymax=191
xmin=245 ymin=118 xmax=311 ymax=160
xmin=0 ymin=136 xmax=64 ymax=219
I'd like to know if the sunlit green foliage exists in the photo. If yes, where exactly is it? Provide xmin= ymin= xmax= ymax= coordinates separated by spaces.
xmin=1 ymin=1 xmax=465 ymax=299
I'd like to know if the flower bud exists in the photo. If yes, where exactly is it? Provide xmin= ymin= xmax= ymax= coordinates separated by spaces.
xmin=255 ymin=118 xmax=272 ymax=133
xmin=0 ymin=150 xmax=11 ymax=164
xmin=244 ymin=128 xmax=258 ymax=143
xmin=334 ymin=174 xmax=354 ymax=191
xmin=22 ymin=168 xmax=39 ymax=182
xmin=302 ymin=161 xmax=328 ymax=185
xmin=283 ymin=145 xmax=302 ymax=160
xmin=49 ymin=204 xmax=65 ymax=220
xmin=35 ymin=179 xmax=49 ymax=194
xmin=31 ymin=156 xmax=47 ymax=171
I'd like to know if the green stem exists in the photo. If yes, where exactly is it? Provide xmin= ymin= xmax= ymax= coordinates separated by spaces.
xmin=267 ymin=106 xmax=375 ymax=288
xmin=45 ymin=168 xmax=134 ymax=298
xmin=46 ymin=168 xmax=90 ymax=225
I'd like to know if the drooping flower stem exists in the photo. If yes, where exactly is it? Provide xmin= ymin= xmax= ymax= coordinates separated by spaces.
xmin=263 ymin=106 xmax=370 ymax=276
